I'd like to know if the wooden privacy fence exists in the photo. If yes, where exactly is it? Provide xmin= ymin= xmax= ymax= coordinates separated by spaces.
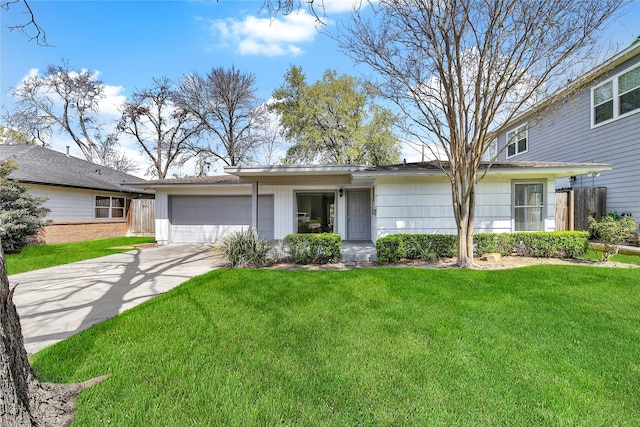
xmin=127 ymin=198 xmax=155 ymax=236
xmin=555 ymin=187 xmax=606 ymax=231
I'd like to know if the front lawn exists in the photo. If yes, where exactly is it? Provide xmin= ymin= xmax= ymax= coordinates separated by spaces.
xmin=5 ymin=237 xmax=156 ymax=274
xmin=31 ymin=266 xmax=640 ymax=426
xmin=581 ymin=248 xmax=640 ymax=265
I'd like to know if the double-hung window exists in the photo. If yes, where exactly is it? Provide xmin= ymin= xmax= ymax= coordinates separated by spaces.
xmin=506 ymin=125 xmax=527 ymax=158
xmin=95 ymin=196 xmax=126 ymax=219
xmin=592 ymin=64 xmax=640 ymax=126
xmin=483 ymin=139 xmax=498 ymax=161
xmin=513 ymin=182 xmax=544 ymax=231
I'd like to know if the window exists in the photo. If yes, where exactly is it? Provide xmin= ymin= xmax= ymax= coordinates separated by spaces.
xmin=95 ymin=196 xmax=126 ymax=219
xmin=592 ymin=64 xmax=640 ymax=126
xmin=513 ymin=183 xmax=544 ymax=231
xmin=483 ymin=139 xmax=498 ymax=161
xmin=295 ymin=192 xmax=335 ymax=233
xmin=506 ymin=125 xmax=527 ymax=158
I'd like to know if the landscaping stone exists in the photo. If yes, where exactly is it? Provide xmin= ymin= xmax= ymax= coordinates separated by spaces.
xmin=480 ymin=253 xmax=502 ymax=263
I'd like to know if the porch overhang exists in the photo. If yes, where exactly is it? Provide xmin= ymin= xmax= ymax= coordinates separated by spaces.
xmin=225 ymin=164 xmax=368 ymax=185
xmin=352 ymin=161 xmax=613 ymax=180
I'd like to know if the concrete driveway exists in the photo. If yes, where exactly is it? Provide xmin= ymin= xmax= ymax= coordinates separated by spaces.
xmin=9 ymin=244 xmax=218 ymax=354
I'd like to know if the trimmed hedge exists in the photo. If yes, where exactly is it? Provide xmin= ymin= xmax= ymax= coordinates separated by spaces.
xmin=377 ymin=231 xmax=590 ymax=263
xmin=376 ymin=235 xmax=405 ymax=263
xmin=284 ymin=233 xmax=342 ymax=264
xmin=376 ymin=233 xmax=456 ymax=263
xmin=475 ymin=231 xmax=590 ymax=258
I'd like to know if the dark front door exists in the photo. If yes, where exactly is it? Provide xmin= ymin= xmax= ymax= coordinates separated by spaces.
xmin=347 ymin=190 xmax=371 ymax=240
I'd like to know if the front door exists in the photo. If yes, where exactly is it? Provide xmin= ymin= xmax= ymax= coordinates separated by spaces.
xmin=347 ymin=190 xmax=371 ymax=240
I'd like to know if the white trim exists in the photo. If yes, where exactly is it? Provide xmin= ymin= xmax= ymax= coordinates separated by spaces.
xmin=505 ymin=124 xmax=528 ymax=159
xmin=94 ymin=195 xmax=126 ymax=219
xmin=591 ymin=62 xmax=640 ymax=128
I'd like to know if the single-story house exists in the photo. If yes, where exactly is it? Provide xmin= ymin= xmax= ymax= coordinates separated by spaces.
xmin=129 ymin=161 xmax=611 ymax=245
xmin=0 ymin=145 xmax=154 ymax=244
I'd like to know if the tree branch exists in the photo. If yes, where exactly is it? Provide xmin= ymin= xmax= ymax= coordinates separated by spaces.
xmin=2 ymin=0 xmax=50 ymax=46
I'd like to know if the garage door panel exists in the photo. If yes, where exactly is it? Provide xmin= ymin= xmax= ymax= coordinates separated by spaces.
xmin=169 ymin=195 xmax=274 ymax=242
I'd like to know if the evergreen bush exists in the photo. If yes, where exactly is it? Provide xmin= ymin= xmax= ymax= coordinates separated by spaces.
xmin=285 ymin=233 xmax=341 ymax=264
xmin=0 ymin=160 xmax=50 ymax=254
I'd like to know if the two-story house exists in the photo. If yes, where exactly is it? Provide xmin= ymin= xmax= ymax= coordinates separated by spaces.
xmin=494 ymin=41 xmax=640 ymax=225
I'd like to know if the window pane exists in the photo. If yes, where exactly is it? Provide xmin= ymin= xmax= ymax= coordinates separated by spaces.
xmin=112 ymin=197 xmax=125 ymax=208
xmin=515 ymin=183 xmax=543 ymax=206
xmin=95 ymin=196 xmax=110 ymax=207
xmin=95 ymin=208 xmax=110 ymax=218
xmin=594 ymin=81 xmax=613 ymax=104
xmin=112 ymin=208 xmax=125 ymax=218
xmin=619 ymin=66 xmax=640 ymax=94
xmin=515 ymin=207 xmax=544 ymax=231
xmin=620 ymin=87 xmax=640 ymax=115
xmin=517 ymin=137 xmax=527 ymax=154
xmin=296 ymin=192 xmax=335 ymax=233
xmin=507 ymin=143 xmax=516 ymax=157
xmin=594 ymin=101 xmax=613 ymax=124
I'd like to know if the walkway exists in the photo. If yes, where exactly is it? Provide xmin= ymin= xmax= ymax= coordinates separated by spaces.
xmin=9 ymin=244 xmax=216 ymax=354
xmin=340 ymin=241 xmax=378 ymax=262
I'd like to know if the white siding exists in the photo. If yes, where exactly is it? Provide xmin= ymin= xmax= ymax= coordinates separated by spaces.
xmin=23 ymin=184 xmax=129 ymax=222
xmin=373 ymin=176 xmax=555 ymax=240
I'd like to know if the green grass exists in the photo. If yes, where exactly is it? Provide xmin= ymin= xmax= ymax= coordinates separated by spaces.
xmin=31 ymin=266 xmax=640 ymax=426
xmin=581 ymin=248 xmax=640 ymax=265
xmin=5 ymin=237 xmax=155 ymax=274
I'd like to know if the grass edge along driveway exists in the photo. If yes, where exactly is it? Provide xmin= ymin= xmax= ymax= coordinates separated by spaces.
xmin=5 ymin=237 xmax=156 ymax=275
xmin=32 ymin=266 xmax=640 ymax=426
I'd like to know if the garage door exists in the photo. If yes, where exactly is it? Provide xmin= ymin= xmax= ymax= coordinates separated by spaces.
xmin=169 ymin=195 xmax=274 ymax=243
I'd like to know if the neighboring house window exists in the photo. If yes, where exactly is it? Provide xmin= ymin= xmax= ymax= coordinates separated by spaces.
xmin=592 ymin=64 xmax=640 ymax=126
xmin=513 ymin=182 xmax=544 ymax=231
xmin=483 ymin=139 xmax=498 ymax=161
xmin=95 ymin=196 xmax=126 ymax=219
xmin=506 ymin=125 xmax=527 ymax=158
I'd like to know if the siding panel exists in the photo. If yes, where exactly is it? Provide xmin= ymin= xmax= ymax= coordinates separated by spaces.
xmin=498 ymin=54 xmax=640 ymax=218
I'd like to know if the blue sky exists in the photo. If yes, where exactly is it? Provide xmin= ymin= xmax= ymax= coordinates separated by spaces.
xmin=2 ymin=0 xmax=640 ymax=176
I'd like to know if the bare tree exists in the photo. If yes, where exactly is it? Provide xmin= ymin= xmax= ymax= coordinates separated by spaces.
xmin=117 ymin=77 xmax=202 ymax=179
xmin=178 ymin=66 xmax=271 ymax=167
xmin=338 ymin=0 xmax=624 ymax=267
xmin=1 ymin=0 xmax=48 ymax=45
xmin=6 ymin=61 xmax=136 ymax=171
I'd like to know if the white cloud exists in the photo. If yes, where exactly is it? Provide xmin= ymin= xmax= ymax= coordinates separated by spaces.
xmin=209 ymin=11 xmax=318 ymax=57
xmin=322 ymin=0 xmax=364 ymax=14
xmin=98 ymin=84 xmax=127 ymax=120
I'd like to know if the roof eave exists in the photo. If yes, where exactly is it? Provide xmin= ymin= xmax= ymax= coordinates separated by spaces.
xmin=225 ymin=164 xmax=367 ymax=177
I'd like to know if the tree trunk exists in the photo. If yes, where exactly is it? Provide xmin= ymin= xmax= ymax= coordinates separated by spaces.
xmin=452 ymin=175 xmax=477 ymax=268
xmin=1 ymin=244 xmax=38 ymax=425
xmin=1 ymin=242 xmax=104 ymax=426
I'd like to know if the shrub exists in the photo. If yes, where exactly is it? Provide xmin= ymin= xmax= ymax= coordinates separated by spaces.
xmin=588 ymin=215 xmax=638 ymax=262
xmin=285 ymin=233 xmax=341 ymax=264
xmin=377 ymin=231 xmax=590 ymax=263
xmin=376 ymin=235 xmax=405 ymax=263
xmin=220 ymin=230 xmax=272 ymax=268
xmin=475 ymin=232 xmax=589 ymax=258
xmin=377 ymin=234 xmax=456 ymax=263
xmin=0 ymin=160 xmax=50 ymax=254
xmin=404 ymin=234 xmax=457 ymax=259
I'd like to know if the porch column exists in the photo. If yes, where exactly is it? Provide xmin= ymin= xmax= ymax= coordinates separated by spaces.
xmin=251 ymin=181 xmax=259 ymax=233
